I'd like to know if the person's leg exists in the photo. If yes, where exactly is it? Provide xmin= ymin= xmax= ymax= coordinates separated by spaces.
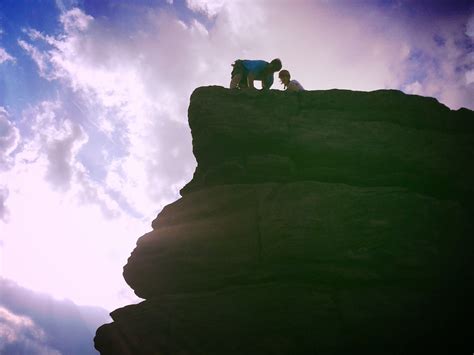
xmin=230 ymin=60 xmax=247 ymax=89
xmin=230 ymin=73 xmax=242 ymax=89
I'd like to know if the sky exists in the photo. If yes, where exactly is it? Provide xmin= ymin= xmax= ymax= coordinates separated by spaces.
xmin=0 ymin=0 xmax=473 ymax=317
xmin=0 ymin=277 xmax=108 ymax=354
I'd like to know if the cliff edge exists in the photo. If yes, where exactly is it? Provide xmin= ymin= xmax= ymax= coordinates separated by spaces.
xmin=95 ymin=87 xmax=474 ymax=354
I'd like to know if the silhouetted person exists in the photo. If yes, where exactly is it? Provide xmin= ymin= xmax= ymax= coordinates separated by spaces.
xmin=279 ymin=69 xmax=304 ymax=92
xmin=230 ymin=58 xmax=282 ymax=90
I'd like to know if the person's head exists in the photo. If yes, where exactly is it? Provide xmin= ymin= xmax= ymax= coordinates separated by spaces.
xmin=270 ymin=58 xmax=282 ymax=72
xmin=279 ymin=69 xmax=291 ymax=86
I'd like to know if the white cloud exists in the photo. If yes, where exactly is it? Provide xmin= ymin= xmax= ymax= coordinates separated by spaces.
xmin=15 ymin=100 xmax=121 ymax=216
xmin=400 ymin=16 xmax=474 ymax=109
xmin=11 ymin=100 xmax=89 ymax=192
xmin=0 ymin=107 xmax=19 ymax=222
xmin=18 ymin=7 xmax=205 ymax=216
xmin=60 ymin=7 xmax=93 ymax=33
xmin=18 ymin=40 xmax=52 ymax=78
xmin=0 ymin=47 xmax=15 ymax=64
xmin=0 ymin=107 xmax=19 ymax=170
xmin=186 ymin=0 xmax=229 ymax=18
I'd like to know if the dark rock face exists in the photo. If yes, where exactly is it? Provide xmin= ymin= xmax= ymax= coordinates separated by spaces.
xmin=95 ymin=87 xmax=474 ymax=354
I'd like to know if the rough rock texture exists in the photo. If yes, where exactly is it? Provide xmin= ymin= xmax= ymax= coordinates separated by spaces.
xmin=95 ymin=87 xmax=474 ymax=354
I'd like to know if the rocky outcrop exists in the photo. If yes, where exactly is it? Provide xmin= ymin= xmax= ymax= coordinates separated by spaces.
xmin=95 ymin=87 xmax=474 ymax=354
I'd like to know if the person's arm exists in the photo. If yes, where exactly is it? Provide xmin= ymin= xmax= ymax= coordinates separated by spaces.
xmin=261 ymin=73 xmax=273 ymax=90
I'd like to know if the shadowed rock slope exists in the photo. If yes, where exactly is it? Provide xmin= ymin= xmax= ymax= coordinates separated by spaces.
xmin=95 ymin=87 xmax=474 ymax=355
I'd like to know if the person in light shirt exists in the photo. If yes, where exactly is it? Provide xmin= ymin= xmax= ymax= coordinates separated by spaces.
xmin=279 ymin=69 xmax=304 ymax=92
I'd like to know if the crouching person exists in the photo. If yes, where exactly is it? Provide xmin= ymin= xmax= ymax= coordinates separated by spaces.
xmin=230 ymin=58 xmax=282 ymax=90
xmin=279 ymin=69 xmax=304 ymax=92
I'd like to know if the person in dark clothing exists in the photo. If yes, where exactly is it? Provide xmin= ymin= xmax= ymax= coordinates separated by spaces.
xmin=230 ymin=58 xmax=282 ymax=90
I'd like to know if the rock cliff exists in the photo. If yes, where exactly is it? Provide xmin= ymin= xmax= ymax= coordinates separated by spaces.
xmin=95 ymin=87 xmax=474 ymax=354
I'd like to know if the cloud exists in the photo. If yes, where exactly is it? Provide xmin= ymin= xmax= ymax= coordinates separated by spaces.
xmin=0 ymin=26 xmax=14 ymax=63
xmin=60 ymin=7 xmax=93 ymax=33
xmin=465 ymin=14 xmax=474 ymax=86
xmin=400 ymin=16 xmax=474 ymax=109
xmin=12 ymin=99 xmax=121 ymax=215
xmin=18 ymin=39 xmax=52 ymax=77
xmin=0 ymin=186 xmax=9 ymax=222
xmin=186 ymin=0 xmax=228 ymax=18
xmin=0 ymin=306 xmax=61 ymax=355
xmin=45 ymin=122 xmax=86 ymax=189
xmin=0 ymin=98 xmax=142 ymax=308
xmin=467 ymin=14 xmax=474 ymax=38
xmin=0 ymin=278 xmax=110 ymax=355
xmin=0 ymin=107 xmax=19 ymax=171
xmin=17 ymin=7 xmax=203 ymax=217
xmin=0 ymin=47 xmax=15 ymax=64
xmin=30 ymin=102 xmax=88 ymax=190
xmin=54 ymin=0 xmax=80 ymax=14
xmin=0 ymin=158 xmax=142 ymax=308
xmin=0 ymin=107 xmax=19 ymax=222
